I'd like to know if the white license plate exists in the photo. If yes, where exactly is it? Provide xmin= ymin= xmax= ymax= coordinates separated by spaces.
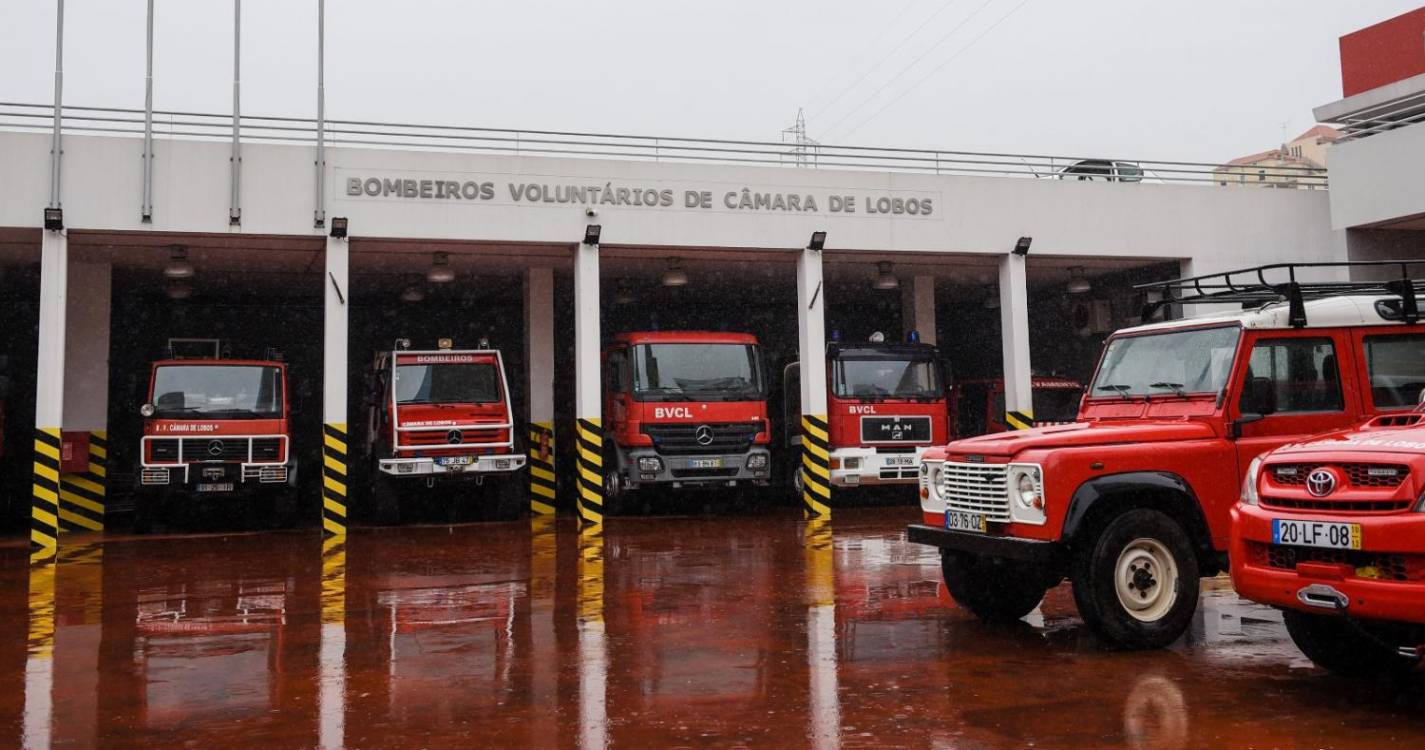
xmin=690 ymin=458 xmax=724 ymax=469
xmin=1272 ymin=518 xmax=1361 ymax=550
xmin=945 ymin=510 xmax=987 ymax=533
xmin=195 ymin=482 xmax=234 ymax=493
xmin=436 ymin=456 xmax=474 ymax=467
xmin=885 ymin=456 xmax=916 ymax=467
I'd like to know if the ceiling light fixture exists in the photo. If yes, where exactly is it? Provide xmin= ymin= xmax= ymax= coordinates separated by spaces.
xmin=661 ymin=258 xmax=688 ymax=287
xmin=164 ymin=246 xmax=194 ymax=279
xmin=427 ymin=252 xmax=455 ymax=283
xmin=872 ymin=261 xmax=899 ymax=290
xmin=1066 ymin=266 xmax=1091 ymax=294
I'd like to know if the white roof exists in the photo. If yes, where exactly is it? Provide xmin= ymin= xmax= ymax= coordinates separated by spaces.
xmin=1116 ymin=295 xmax=1407 ymax=336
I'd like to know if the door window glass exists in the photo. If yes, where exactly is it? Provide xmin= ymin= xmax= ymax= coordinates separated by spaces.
xmin=1240 ymin=338 xmax=1341 ymax=413
xmin=1363 ymin=334 xmax=1425 ymax=409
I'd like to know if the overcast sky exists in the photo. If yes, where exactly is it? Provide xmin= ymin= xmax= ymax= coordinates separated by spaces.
xmin=2 ymin=0 xmax=1419 ymax=163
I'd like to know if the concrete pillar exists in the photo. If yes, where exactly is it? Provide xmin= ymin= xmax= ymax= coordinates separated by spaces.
xmin=524 ymin=267 xmax=557 ymax=515
xmin=58 ymin=257 xmax=110 ymax=533
xmin=573 ymin=240 xmax=603 ymax=526
xmin=998 ymin=253 xmax=1033 ymax=430
xmin=321 ymin=233 xmax=349 ymax=537
xmin=24 ymin=561 xmax=55 ymax=747
xmin=32 ymin=228 xmax=68 ymax=558
xmin=805 ymin=516 xmax=838 ymax=750
xmin=797 ymin=246 xmax=831 ymax=518
xmin=900 ymin=274 xmax=937 ymax=345
xmin=577 ymin=529 xmax=607 ymax=750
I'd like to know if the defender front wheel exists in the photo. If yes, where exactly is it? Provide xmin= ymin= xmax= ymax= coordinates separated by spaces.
xmin=941 ymin=551 xmax=1048 ymax=623
xmin=1072 ymin=508 xmax=1200 ymax=650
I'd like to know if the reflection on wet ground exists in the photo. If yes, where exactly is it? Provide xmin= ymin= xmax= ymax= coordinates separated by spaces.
xmin=1 ymin=506 xmax=1422 ymax=748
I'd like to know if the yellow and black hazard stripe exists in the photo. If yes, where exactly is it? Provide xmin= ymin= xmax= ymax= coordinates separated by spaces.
xmin=27 ymin=560 xmax=56 ymax=658
xmin=58 ymin=430 xmax=106 ymax=533
xmin=577 ymin=524 xmax=604 ymax=624
xmin=800 ymin=414 xmax=832 ymax=518
xmin=528 ymin=421 xmax=557 ymax=515
xmin=32 ymin=428 xmax=62 ymax=557
xmin=1005 ymin=409 xmax=1035 ymax=431
xmin=575 ymin=418 xmax=603 ymax=526
xmin=322 ymin=423 xmax=348 ymax=537
xmin=321 ymin=535 xmax=346 ymax=624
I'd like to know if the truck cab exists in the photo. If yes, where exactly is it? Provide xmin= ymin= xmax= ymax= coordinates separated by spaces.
xmin=951 ymin=376 xmax=1084 ymax=437
xmin=785 ymin=334 xmax=949 ymax=488
xmin=136 ymin=343 xmax=297 ymax=526
xmin=908 ymin=261 xmax=1425 ymax=649
xmin=602 ymin=331 xmax=771 ymax=501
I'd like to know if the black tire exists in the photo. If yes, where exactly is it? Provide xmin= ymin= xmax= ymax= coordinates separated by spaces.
xmin=941 ymin=551 xmax=1049 ymax=623
xmin=1072 ymin=508 xmax=1200 ymax=650
xmin=1282 ymin=609 xmax=1419 ymax=679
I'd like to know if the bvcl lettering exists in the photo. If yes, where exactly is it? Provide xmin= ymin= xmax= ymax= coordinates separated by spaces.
xmin=849 ymin=405 xmax=878 ymax=415
xmin=655 ymin=407 xmax=694 ymax=419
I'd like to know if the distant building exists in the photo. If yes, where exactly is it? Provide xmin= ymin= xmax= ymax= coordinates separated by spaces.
xmin=1215 ymin=125 xmax=1340 ymax=188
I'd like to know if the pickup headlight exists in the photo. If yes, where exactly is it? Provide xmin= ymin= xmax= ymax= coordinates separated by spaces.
xmin=1240 ymin=456 xmax=1262 ymax=506
xmin=1007 ymin=463 xmax=1046 ymax=525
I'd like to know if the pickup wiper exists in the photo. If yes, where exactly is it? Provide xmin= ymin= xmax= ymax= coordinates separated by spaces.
xmin=1096 ymin=384 xmax=1134 ymax=401
xmin=1149 ymin=382 xmax=1187 ymax=398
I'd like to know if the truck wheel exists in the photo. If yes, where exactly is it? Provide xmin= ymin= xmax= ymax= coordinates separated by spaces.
xmin=1282 ymin=609 xmax=1419 ymax=679
xmin=941 ymin=551 xmax=1047 ymax=623
xmin=601 ymin=463 xmax=630 ymax=517
xmin=1072 ymin=508 xmax=1199 ymax=650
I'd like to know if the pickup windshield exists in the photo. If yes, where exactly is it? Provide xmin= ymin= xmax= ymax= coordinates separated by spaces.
xmin=833 ymin=357 xmax=942 ymax=400
xmin=632 ymin=343 xmax=765 ymax=402
xmin=151 ymin=365 xmax=284 ymax=418
xmin=395 ymin=363 xmax=500 ymax=404
xmin=1092 ymin=326 xmax=1240 ymax=398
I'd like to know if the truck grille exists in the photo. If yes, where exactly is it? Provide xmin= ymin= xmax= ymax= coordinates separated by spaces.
xmin=149 ymin=437 xmax=283 ymax=463
xmin=939 ymin=462 xmax=1011 ymax=522
xmin=642 ymin=423 xmax=760 ymax=456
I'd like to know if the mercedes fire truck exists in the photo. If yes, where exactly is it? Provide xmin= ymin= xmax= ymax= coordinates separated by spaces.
xmin=601 ymin=331 xmax=772 ymax=505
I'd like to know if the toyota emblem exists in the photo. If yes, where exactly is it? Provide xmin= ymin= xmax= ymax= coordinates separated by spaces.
xmin=206 ymin=440 xmax=225 ymax=457
xmin=694 ymin=425 xmax=715 ymax=446
xmin=447 ymin=429 xmax=463 ymax=445
xmin=1306 ymin=468 xmax=1337 ymax=497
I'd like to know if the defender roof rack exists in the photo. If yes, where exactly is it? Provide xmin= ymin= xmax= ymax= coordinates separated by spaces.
xmin=1136 ymin=260 xmax=1425 ymax=328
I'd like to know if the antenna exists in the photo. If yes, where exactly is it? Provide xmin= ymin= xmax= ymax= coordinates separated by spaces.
xmin=781 ymin=108 xmax=819 ymax=168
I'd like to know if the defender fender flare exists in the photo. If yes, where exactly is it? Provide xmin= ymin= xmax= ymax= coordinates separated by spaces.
xmin=1062 ymin=471 xmax=1217 ymax=570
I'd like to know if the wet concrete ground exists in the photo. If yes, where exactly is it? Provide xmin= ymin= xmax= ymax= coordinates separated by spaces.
xmin=2 ymin=506 xmax=1422 ymax=749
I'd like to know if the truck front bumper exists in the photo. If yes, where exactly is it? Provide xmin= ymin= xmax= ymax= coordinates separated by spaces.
xmin=619 ymin=447 xmax=772 ymax=489
xmin=829 ymin=446 xmax=925 ymax=487
xmin=379 ymin=454 xmax=526 ymax=477
xmin=906 ymin=524 xmax=1065 ymax=565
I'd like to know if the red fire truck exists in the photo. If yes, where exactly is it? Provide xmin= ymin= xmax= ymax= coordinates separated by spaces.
xmin=1232 ymin=408 xmax=1425 ymax=677
xmin=951 ymin=376 xmax=1085 ymax=438
xmin=364 ymin=338 xmax=524 ymax=519
xmin=601 ymin=331 xmax=771 ymax=505
xmin=785 ymin=334 xmax=948 ymax=490
xmin=908 ymin=261 xmax=1425 ymax=649
xmin=135 ymin=341 xmax=296 ymax=529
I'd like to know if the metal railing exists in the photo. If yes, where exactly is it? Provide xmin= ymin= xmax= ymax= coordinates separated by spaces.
xmin=1326 ymin=87 xmax=1425 ymax=143
xmin=0 ymin=101 xmax=1330 ymax=188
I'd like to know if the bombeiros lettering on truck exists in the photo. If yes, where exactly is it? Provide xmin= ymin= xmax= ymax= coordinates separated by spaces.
xmin=909 ymin=260 xmax=1425 ymax=650
xmin=601 ymin=331 xmax=772 ymax=508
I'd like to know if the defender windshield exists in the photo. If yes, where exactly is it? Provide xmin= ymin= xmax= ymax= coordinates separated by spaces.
xmin=632 ymin=343 xmax=765 ymax=402
xmin=1092 ymin=326 xmax=1240 ymax=398
xmin=395 ymin=363 xmax=500 ymax=404
xmin=833 ymin=357 xmax=942 ymax=400
xmin=151 ymin=365 xmax=284 ymax=418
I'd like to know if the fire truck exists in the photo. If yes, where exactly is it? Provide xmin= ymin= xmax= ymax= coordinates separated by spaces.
xmin=909 ymin=261 xmax=1425 ymax=649
xmin=135 ymin=340 xmax=297 ymax=530
xmin=951 ymin=376 xmax=1085 ymax=437
xmin=784 ymin=333 xmax=948 ymax=491
xmin=1232 ymin=407 xmax=1425 ymax=677
xmin=363 ymin=338 xmax=525 ymax=520
xmin=601 ymin=331 xmax=771 ymax=506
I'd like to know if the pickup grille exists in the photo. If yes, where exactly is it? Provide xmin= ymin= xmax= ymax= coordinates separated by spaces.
xmin=939 ymin=462 xmax=1011 ymax=522
xmin=642 ymin=423 xmax=760 ymax=456
xmin=1270 ymin=463 xmax=1409 ymax=489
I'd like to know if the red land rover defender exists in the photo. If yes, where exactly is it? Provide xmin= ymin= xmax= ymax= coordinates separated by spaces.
xmin=909 ymin=262 xmax=1425 ymax=649
xmin=785 ymin=334 xmax=949 ymax=490
xmin=601 ymin=331 xmax=771 ymax=505
xmin=1233 ymin=406 xmax=1425 ymax=677
xmin=951 ymin=376 xmax=1085 ymax=438
xmin=364 ymin=338 xmax=525 ymax=519
xmin=136 ymin=344 xmax=297 ymax=528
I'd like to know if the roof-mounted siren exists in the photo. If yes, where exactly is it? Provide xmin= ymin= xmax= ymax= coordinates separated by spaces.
xmin=395 ymin=338 xmax=412 ymax=351
xmin=263 ymin=347 xmax=284 ymax=362
xmin=868 ymin=331 xmax=886 ymax=343
xmin=167 ymin=338 xmax=223 ymax=360
xmin=1135 ymin=259 xmax=1425 ymax=328
xmin=477 ymin=337 xmax=490 ymax=349
xmin=907 ymin=329 xmax=921 ymax=343
xmin=437 ymin=338 xmax=454 ymax=350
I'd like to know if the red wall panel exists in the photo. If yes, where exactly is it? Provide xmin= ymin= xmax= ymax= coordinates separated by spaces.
xmin=1340 ymin=6 xmax=1425 ymax=97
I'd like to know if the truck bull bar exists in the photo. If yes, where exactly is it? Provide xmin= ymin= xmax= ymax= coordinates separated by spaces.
xmin=139 ymin=434 xmax=290 ymax=485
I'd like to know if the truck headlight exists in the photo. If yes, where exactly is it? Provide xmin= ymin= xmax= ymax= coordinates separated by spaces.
xmin=746 ymin=453 xmax=769 ymax=470
xmin=920 ymin=460 xmax=943 ymax=502
xmin=638 ymin=456 xmax=663 ymax=473
xmin=1007 ymin=463 xmax=1046 ymax=524
xmin=1240 ymin=456 xmax=1262 ymax=506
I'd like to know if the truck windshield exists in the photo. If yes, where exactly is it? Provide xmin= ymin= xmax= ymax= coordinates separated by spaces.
xmin=395 ymin=363 xmax=500 ymax=404
xmin=151 ymin=365 xmax=283 ymax=418
xmin=1092 ymin=326 xmax=1239 ymax=398
xmin=632 ymin=344 xmax=765 ymax=401
xmin=833 ymin=357 xmax=942 ymax=400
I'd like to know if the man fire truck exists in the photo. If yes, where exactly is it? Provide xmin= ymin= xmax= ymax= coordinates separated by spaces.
xmin=1232 ymin=400 xmax=1425 ymax=677
xmin=951 ymin=376 xmax=1084 ymax=437
xmin=909 ymin=261 xmax=1425 ymax=649
xmin=364 ymin=338 xmax=525 ymax=520
xmin=785 ymin=332 xmax=949 ymax=492
xmin=136 ymin=340 xmax=297 ymax=530
xmin=601 ymin=331 xmax=771 ymax=508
